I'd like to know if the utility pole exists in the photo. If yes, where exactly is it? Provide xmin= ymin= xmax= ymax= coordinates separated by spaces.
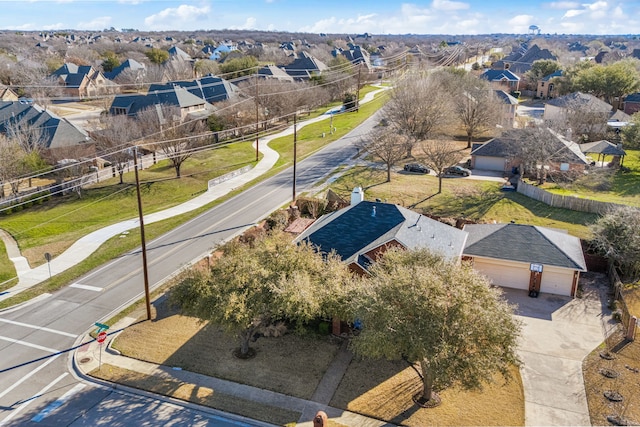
xmin=355 ymin=62 xmax=362 ymax=112
xmin=292 ymin=113 xmax=297 ymax=203
xmin=133 ymin=146 xmax=151 ymax=320
xmin=254 ymin=74 xmax=259 ymax=162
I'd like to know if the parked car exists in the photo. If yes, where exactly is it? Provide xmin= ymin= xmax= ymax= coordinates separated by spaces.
xmin=403 ymin=163 xmax=430 ymax=174
xmin=445 ymin=165 xmax=471 ymax=177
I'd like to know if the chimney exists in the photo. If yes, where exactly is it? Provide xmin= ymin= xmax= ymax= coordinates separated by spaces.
xmin=351 ymin=187 xmax=364 ymax=205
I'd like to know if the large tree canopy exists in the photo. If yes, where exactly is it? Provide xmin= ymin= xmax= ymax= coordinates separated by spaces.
xmin=349 ymin=248 xmax=521 ymax=406
xmin=170 ymin=231 xmax=350 ymax=357
xmin=591 ymin=206 xmax=640 ymax=281
xmin=572 ymin=59 xmax=640 ymax=106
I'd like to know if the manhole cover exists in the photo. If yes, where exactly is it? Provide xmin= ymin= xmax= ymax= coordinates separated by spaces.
xmin=604 ymin=391 xmax=623 ymax=402
xmin=79 ymin=357 xmax=92 ymax=364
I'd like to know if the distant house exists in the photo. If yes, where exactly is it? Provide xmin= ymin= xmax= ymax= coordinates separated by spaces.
xmin=109 ymin=85 xmax=214 ymax=120
xmin=257 ymin=65 xmax=294 ymax=82
xmin=494 ymin=90 xmax=519 ymax=128
xmin=537 ymin=70 xmax=562 ymax=99
xmin=168 ymin=46 xmax=192 ymax=62
xmin=283 ymin=52 xmax=329 ymax=81
xmin=0 ymin=100 xmax=92 ymax=153
xmin=462 ymin=223 xmax=587 ymax=297
xmin=470 ymin=128 xmax=589 ymax=174
xmin=480 ymin=69 xmax=520 ymax=92
xmin=148 ymin=75 xmax=240 ymax=104
xmin=51 ymin=63 xmax=114 ymax=98
xmin=543 ymin=92 xmax=616 ymax=135
xmin=294 ymin=188 xmax=468 ymax=275
xmin=0 ymin=85 xmax=18 ymax=101
xmin=202 ymin=43 xmax=235 ymax=61
xmin=623 ymin=93 xmax=640 ymax=115
xmin=104 ymin=58 xmax=146 ymax=82
xmin=492 ymin=44 xmax=556 ymax=74
xmin=338 ymin=45 xmax=372 ymax=71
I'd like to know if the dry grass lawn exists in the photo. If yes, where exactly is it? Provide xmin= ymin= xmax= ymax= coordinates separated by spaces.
xmin=583 ymin=328 xmax=640 ymax=426
xmin=102 ymin=297 xmax=525 ymax=426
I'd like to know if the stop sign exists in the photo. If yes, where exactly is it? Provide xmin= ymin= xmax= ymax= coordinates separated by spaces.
xmin=97 ymin=331 xmax=107 ymax=343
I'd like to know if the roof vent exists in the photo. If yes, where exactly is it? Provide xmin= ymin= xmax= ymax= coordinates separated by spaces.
xmin=371 ymin=206 xmax=376 ymax=217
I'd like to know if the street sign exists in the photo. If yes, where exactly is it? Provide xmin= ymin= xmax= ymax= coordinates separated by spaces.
xmin=94 ymin=322 xmax=110 ymax=331
xmin=97 ymin=331 xmax=107 ymax=343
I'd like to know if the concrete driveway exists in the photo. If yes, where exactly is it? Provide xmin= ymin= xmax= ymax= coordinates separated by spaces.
xmin=501 ymin=272 xmax=613 ymax=426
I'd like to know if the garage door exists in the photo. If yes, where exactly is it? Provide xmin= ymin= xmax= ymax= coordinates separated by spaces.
xmin=540 ymin=266 xmax=574 ymax=297
xmin=473 ymin=258 xmax=530 ymax=290
xmin=474 ymin=156 xmax=506 ymax=171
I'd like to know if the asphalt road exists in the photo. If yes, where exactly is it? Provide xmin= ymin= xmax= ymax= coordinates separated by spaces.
xmin=0 ymin=109 xmax=381 ymax=426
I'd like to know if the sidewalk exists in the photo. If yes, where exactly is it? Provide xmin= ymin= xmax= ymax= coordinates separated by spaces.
xmin=0 ymin=85 xmax=389 ymax=304
xmin=73 ymin=316 xmax=390 ymax=427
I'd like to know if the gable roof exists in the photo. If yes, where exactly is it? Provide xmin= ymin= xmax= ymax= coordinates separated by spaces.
xmin=168 ymin=46 xmax=191 ymax=61
xmin=480 ymin=69 xmax=520 ymax=82
xmin=0 ymin=100 xmax=90 ymax=149
xmin=295 ymin=200 xmax=468 ymax=267
xmin=283 ymin=52 xmax=328 ymax=80
xmin=104 ymin=58 xmax=145 ymax=80
xmin=257 ymin=65 xmax=294 ymax=82
xmin=580 ymin=140 xmax=626 ymax=156
xmin=149 ymin=75 xmax=240 ymax=104
xmin=546 ymin=91 xmax=612 ymax=113
xmin=109 ymin=85 xmax=213 ymax=117
xmin=471 ymin=128 xmax=589 ymax=165
xmin=541 ymin=70 xmax=563 ymax=82
xmin=463 ymin=223 xmax=587 ymax=271
xmin=625 ymin=92 xmax=640 ymax=103
xmin=494 ymin=90 xmax=519 ymax=105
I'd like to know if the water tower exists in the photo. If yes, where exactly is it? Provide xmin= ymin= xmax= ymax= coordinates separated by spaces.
xmin=528 ymin=25 xmax=541 ymax=35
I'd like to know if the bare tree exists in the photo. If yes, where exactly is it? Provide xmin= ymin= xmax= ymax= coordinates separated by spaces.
xmin=163 ymin=60 xmax=194 ymax=81
xmin=420 ymin=139 xmax=464 ymax=194
xmin=91 ymin=114 xmax=142 ymax=184
xmin=452 ymin=74 xmax=501 ymax=148
xmin=137 ymin=104 xmax=210 ymax=178
xmin=358 ymin=124 xmax=407 ymax=182
xmin=386 ymin=71 xmax=450 ymax=158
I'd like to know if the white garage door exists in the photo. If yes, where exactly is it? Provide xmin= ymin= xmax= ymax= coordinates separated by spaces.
xmin=540 ymin=266 xmax=574 ymax=297
xmin=474 ymin=156 xmax=506 ymax=171
xmin=473 ymin=258 xmax=530 ymax=290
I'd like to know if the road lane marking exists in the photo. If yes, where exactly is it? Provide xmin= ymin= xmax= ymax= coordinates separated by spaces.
xmin=0 ymin=319 xmax=76 ymax=338
xmin=0 ymin=373 xmax=68 ymax=426
xmin=31 ymin=383 xmax=86 ymax=422
xmin=0 ymin=354 xmax=60 ymax=400
xmin=69 ymin=283 xmax=103 ymax=292
xmin=0 ymin=336 xmax=59 ymax=353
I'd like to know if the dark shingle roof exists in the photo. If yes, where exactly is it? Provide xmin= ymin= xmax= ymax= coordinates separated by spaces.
xmin=480 ymin=69 xmax=520 ymax=82
xmin=150 ymin=75 xmax=240 ymax=104
xmin=546 ymin=92 xmax=612 ymax=113
xmin=296 ymin=201 xmax=467 ymax=265
xmin=0 ymin=101 xmax=90 ymax=149
xmin=109 ymin=86 xmax=212 ymax=117
xmin=580 ymin=140 xmax=626 ymax=156
xmin=463 ymin=223 xmax=586 ymax=271
xmin=470 ymin=136 xmax=517 ymax=157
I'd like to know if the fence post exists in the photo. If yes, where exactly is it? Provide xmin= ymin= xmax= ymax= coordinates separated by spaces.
xmin=626 ymin=316 xmax=637 ymax=341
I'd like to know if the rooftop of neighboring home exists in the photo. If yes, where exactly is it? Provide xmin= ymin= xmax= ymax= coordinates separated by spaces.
xmin=109 ymin=85 xmax=213 ymax=118
xmin=494 ymin=90 xmax=519 ymax=105
xmin=148 ymin=75 xmax=240 ymax=104
xmin=546 ymin=91 xmax=612 ymax=113
xmin=480 ymin=68 xmax=520 ymax=82
xmin=283 ymin=51 xmax=329 ymax=80
xmin=104 ymin=58 xmax=146 ymax=81
xmin=0 ymin=100 xmax=91 ymax=149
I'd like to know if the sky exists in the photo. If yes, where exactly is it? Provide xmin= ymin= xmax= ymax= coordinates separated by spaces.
xmin=0 ymin=0 xmax=639 ymax=35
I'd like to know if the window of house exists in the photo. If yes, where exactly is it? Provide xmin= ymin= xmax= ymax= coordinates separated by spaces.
xmin=560 ymin=163 xmax=570 ymax=171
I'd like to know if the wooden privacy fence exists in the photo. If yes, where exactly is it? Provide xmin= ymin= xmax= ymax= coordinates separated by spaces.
xmin=609 ymin=263 xmax=637 ymax=342
xmin=516 ymin=180 xmax=635 ymax=215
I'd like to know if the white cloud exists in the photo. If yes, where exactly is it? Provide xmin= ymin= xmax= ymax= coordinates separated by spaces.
xmin=144 ymin=4 xmax=210 ymax=30
xmin=584 ymin=1 xmax=608 ymax=11
xmin=431 ymin=0 xmax=469 ymax=11
xmin=562 ymin=9 xmax=585 ymax=17
xmin=42 ymin=22 xmax=66 ymax=30
xmin=507 ymin=14 xmax=535 ymax=32
xmin=77 ymin=16 xmax=112 ymax=30
xmin=118 ymin=0 xmax=144 ymax=4
xmin=231 ymin=17 xmax=257 ymax=30
xmin=544 ymin=1 xmax=580 ymax=8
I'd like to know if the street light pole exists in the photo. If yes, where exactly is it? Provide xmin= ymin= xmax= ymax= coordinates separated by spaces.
xmin=292 ymin=113 xmax=297 ymax=203
xmin=133 ymin=146 xmax=152 ymax=320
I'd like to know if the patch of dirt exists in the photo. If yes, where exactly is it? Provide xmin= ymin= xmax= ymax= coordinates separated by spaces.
xmin=583 ymin=328 xmax=640 ymax=426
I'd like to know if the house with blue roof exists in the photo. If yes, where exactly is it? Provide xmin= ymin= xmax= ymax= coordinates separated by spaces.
xmin=109 ymin=85 xmax=214 ymax=120
xmin=51 ymin=63 xmax=114 ymax=99
xmin=295 ymin=188 xmax=468 ymax=275
xmin=480 ymin=69 xmax=520 ymax=92
xmin=623 ymin=92 xmax=640 ymax=115
xmin=148 ymin=75 xmax=240 ymax=105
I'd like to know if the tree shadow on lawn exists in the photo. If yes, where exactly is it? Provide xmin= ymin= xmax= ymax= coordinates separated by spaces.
xmin=115 ymin=297 xmax=342 ymax=401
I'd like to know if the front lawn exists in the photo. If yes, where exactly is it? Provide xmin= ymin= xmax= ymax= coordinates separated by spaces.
xmin=324 ymin=165 xmax=598 ymax=239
